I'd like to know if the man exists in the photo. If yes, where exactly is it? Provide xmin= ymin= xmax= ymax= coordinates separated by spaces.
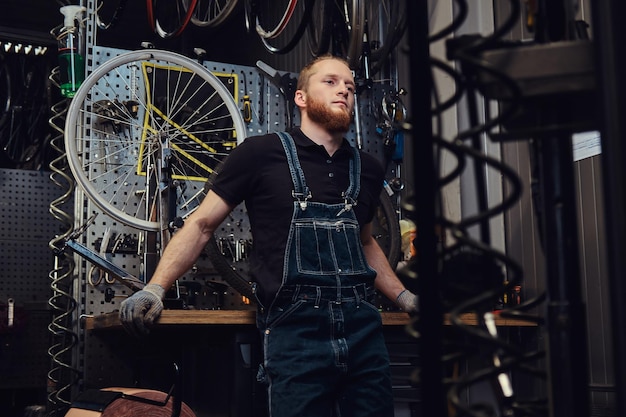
xmin=120 ymin=55 xmax=418 ymax=417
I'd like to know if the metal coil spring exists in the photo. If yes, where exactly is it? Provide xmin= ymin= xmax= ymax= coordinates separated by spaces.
xmin=46 ymin=68 xmax=80 ymax=416
xmin=400 ymin=1 xmax=548 ymax=416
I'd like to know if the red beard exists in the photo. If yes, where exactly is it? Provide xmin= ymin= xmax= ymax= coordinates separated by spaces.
xmin=306 ymin=96 xmax=353 ymax=134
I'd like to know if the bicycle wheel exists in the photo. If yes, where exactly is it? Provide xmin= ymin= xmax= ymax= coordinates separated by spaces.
xmin=64 ymin=49 xmax=246 ymax=231
xmin=373 ymin=188 xmax=402 ymax=271
xmin=185 ymin=0 xmax=241 ymax=28
xmin=147 ymin=0 xmax=197 ymax=39
xmin=259 ymin=0 xmax=316 ymax=55
xmin=367 ymin=0 xmax=407 ymax=76
xmin=204 ymin=188 xmax=402 ymax=300
xmin=306 ymin=0 xmax=332 ymax=57
xmin=255 ymin=0 xmax=298 ymax=39
xmin=329 ymin=0 xmax=365 ymax=69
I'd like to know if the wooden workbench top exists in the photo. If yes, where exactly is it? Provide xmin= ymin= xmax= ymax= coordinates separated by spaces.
xmin=84 ymin=309 xmax=537 ymax=330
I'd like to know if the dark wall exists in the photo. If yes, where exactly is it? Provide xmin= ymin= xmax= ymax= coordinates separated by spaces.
xmin=0 ymin=0 xmax=277 ymax=67
xmin=0 ymin=0 xmax=302 ymax=71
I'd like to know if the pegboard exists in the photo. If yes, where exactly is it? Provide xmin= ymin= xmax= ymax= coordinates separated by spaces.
xmin=71 ymin=45 xmax=400 ymax=393
xmin=74 ymin=46 xmax=398 ymax=318
xmin=0 ymin=168 xmax=73 ymax=389
xmin=73 ymin=46 xmax=280 ymax=319
xmin=0 ymin=168 xmax=72 ymax=305
xmin=0 ymin=310 xmax=52 ymax=389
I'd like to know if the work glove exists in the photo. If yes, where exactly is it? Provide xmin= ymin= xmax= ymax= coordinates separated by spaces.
xmin=119 ymin=283 xmax=165 ymax=337
xmin=396 ymin=289 xmax=418 ymax=313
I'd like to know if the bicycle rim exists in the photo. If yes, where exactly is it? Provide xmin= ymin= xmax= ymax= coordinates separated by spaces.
xmin=374 ymin=189 xmax=402 ymax=270
xmin=306 ymin=0 xmax=332 ymax=57
xmin=204 ymin=188 xmax=402 ymax=301
xmin=329 ymin=0 xmax=364 ymax=69
xmin=187 ymin=0 xmax=241 ymax=28
xmin=150 ymin=0 xmax=197 ymax=39
xmin=255 ymin=0 xmax=298 ymax=39
xmin=367 ymin=0 xmax=407 ymax=75
xmin=260 ymin=0 xmax=316 ymax=55
xmin=64 ymin=49 xmax=246 ymax=231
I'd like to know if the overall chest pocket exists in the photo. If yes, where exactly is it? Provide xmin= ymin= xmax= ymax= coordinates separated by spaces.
xmin=294 ymin=219 xmax=370 ymax=275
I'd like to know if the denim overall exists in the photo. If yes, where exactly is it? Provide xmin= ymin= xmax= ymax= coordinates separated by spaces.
xmin=256 ymin=132 xmax=394 ymax=417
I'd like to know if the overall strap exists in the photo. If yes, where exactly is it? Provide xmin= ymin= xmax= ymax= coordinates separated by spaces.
xmin=276 ymin=132 xmax=311 ymax=210
xmin=343 ymin=146 xmax=361 ymax=203
xmin=277 ymin=131 xmax=362 ymax=212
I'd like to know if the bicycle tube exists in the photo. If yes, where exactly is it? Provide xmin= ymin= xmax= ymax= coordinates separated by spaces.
xmin=259 ymin=0 xmax=315 ymax=55
xmin=255 ymin=0 xmax=298 ymax=39
xmin=186 ymin=0 xmax=241 ymax=28
xmin=204 ymin=188 xmax=402 ymax=301
xmin=147 ymin=0 xmax=198 ymax=39
xmin=64 ymin=49 xmax=246 ymax=231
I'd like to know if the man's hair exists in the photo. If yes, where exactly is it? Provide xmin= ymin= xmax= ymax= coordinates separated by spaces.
xmin=296 ymin=54 xmax=351 ymax=92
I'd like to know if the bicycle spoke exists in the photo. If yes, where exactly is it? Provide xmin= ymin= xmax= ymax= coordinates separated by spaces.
xmin=65 ymin=50 xmax=246 ymax=231
xmin=187 ymin=0 xmax=240 ymax=28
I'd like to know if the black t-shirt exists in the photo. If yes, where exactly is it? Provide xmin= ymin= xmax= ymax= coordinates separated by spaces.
xmin=211 ymin=128 xmax=384 ymax=304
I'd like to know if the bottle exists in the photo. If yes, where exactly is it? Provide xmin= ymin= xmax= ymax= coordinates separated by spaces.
xmin=58 ymin=5 xmax=86 ymax=98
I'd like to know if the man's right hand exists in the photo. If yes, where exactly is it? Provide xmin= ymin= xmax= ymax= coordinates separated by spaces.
xmin=119 ymin=283 xmax=166 ymax=337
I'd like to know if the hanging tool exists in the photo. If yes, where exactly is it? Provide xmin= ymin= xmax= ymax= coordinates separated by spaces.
xmin=241 ymin=71 xmax=252 ymax=123
xmin=256 ymin=60 xmax=297 ymax=128
xmin=258 ymin=73 xmax=265 ymax=125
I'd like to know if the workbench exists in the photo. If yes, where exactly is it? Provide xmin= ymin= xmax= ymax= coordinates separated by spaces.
xmin=84 ymin=309 xmax=537 ymax=330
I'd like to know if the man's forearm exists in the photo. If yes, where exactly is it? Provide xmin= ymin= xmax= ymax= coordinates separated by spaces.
xmin=362 ymin=236 xmax=406 ymax=302
xmin=148 ymin=217 xmax=212 ymax=290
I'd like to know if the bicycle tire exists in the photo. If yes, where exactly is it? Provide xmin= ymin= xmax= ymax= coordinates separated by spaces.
xmin=0 ymin=59 xmax=10 ymax=133
xmin=96 ymin=0 xmax=129 ymax=30
xmin=147 ymin=0 xmax=197 ymax=39
xmin=367 ymin=0 xmax=407 ymax=76
xmin=1 ymin=54 xmax=49 ymax=167
xmin=255 ymin=0 xmax=298 ymax=39
xmin=326 ymin=0 xmax=364 ymax=69
xmin=259 ymin=0 xmax=316 ymax=55
xmin=344 ymin=0 xmax=365 ymax=69
xmin=374 ymin=188 xmax=402 ymax=271
xmin=185 ymin=0 xmax=241 ymax=28
xmin=205 ymin=188 xmax=402 ymax=300
xmin=64 ymin=49 xmax=246 ymax=231
xmin=306 ymin=0 xmax=332 ymax=57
